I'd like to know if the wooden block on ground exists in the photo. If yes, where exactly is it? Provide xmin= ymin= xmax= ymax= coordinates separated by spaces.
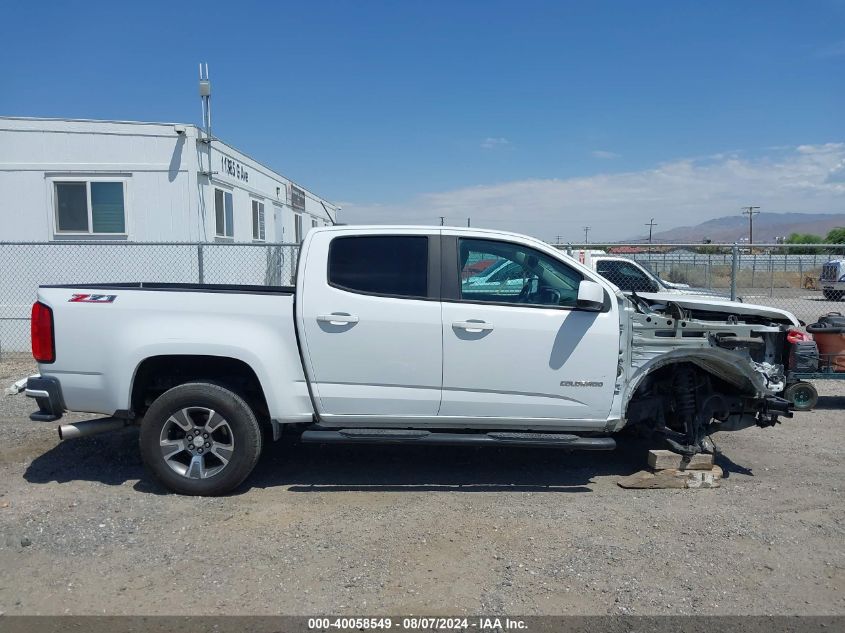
xmin=618 ymin=465 xmax=723 ymax=489
xmin=648 ymin=449 xmax=714 ymax=471
xmin=617 ymin=470 xmax=686 ymax=489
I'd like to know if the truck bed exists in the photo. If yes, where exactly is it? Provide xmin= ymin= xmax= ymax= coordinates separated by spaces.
xmin=34 ymin=282 xmax=306 ymax=418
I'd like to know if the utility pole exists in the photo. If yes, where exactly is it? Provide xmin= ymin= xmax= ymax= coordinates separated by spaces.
xmin=467 ymin=218 xmax=471 ymax=227
xmin=583 ymin=226 xmax=591 ymax=244
xmin=439 ymin=216 xmax=445 ymax=226
xmin=645 ymin=218 xmax=657 ymax=244
xmin=741 ymin=206 xmax=760 ymax=245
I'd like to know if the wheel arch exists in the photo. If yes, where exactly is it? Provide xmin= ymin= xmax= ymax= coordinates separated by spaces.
xmin=130 ymin=354 xmax=270 ymax=421
xmin=622 ymin=348 xmax=770 ymax=419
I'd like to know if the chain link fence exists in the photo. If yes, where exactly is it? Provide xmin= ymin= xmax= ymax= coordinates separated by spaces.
xmin=0 ymin=241 xmax=299 ymax=356
xmin=3 ymin=240 xmax=845 ymax=358
xmin=560 ymin=243 xmax=845 ymax=326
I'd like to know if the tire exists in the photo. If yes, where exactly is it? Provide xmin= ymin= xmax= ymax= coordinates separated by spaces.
xmin=824 ymin=290 xmax=843 ymax=301
xmin=139 ymin=382 xmax=263 ymax=496
xmin=784 ymin=381 xmax=818 ymax=412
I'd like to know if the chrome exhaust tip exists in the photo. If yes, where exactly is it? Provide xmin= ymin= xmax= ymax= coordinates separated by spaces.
xmin=58 ymin=418 xmax=126 ymax=441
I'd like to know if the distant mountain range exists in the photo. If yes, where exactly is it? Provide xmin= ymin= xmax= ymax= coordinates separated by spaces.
xmin=630 ymin=212 xmax=845 ymax=243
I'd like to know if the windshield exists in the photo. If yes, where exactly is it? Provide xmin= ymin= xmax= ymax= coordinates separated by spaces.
xmin=634 ymin=260 xmax=670 ymax=289
xmin=595 ymin=258 xmax=665 ymax=293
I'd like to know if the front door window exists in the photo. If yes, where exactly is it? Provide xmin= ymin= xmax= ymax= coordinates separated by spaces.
xmin=459 ymin=238 xmax=582 ymax=308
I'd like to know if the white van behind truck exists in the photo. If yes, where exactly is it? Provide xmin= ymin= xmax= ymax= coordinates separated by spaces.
xmin=820 ymin=260 xmax=845 ymax=300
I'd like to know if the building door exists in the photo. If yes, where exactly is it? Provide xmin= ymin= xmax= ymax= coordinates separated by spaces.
xmin=273 ymin=204 xmax=285 ymax=242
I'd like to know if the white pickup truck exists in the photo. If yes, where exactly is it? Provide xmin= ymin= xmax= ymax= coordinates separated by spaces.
xmin=572 ymin=250 xmax=730 ymax=299
xmin=26 ymin=226 xmax=798 ymax=495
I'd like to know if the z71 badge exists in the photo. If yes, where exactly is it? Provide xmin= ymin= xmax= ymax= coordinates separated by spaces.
xmin=69 ymin=294 xmax=117 ymax=303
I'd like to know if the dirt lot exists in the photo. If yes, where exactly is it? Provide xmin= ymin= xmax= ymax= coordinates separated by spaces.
xmin=0 ymin=354 xmax=843 ymax=616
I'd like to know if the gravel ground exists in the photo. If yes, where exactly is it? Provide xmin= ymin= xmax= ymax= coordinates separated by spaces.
xmin=0 ymin=354 xmax=843 ymax=616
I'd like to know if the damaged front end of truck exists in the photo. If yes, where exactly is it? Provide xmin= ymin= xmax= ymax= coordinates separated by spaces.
xmin=620 ymin=293 xmax=797 ymax=455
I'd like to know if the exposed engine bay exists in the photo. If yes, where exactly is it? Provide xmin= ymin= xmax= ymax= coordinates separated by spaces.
xmin=623 ymin=294 xmax=795 ymax=455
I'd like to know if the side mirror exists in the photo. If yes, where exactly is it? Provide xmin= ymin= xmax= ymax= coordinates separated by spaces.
xmin=577 ymin=280 xmax=605 ymax=311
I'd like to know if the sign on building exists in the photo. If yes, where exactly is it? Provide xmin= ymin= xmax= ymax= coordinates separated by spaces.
xmin=291 ymin=185 xmax=306 ymax=211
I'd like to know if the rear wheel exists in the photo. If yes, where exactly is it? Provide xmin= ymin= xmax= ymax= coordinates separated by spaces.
xmin=784 ymin=381 xmax=818 ymax=412
xmin=139 ymin=382 xmax=263 ymax=495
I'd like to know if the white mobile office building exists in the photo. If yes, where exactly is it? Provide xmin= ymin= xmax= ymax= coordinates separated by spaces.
xmin=0 ymin=116 xmax=338 ymax=243
xmin=0 ymin=116 xmax=339 ymax=352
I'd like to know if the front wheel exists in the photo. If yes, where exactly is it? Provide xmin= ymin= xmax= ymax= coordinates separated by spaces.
xmin=139 ymin=382 xmax=263 ymax=495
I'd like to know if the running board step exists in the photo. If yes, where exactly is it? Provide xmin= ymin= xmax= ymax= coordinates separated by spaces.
xmin=300 ymin=427 xmax=615 ymax=450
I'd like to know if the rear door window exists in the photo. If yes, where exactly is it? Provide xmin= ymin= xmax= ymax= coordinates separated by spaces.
xmin=328 ymin=236 xmax=429 ymax=298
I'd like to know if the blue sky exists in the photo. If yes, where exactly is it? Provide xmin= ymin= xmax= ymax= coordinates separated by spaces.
xmin=2 ymin=1 xmax=843 ymax=240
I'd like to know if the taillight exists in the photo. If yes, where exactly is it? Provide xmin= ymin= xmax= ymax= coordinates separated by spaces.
xmin=31 ymin=302 xmax=55 ymax=363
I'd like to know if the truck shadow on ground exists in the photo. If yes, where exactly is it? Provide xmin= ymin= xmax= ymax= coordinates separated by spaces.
xmin=23 ymin=428 xmax=755 ymax=495
xmin=23 ymin=428 xmax=146 ymax=487
xmin=249 ymin=439 xmax=644 ymax=494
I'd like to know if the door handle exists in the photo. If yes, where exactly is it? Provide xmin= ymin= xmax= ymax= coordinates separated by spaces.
xmin=317 ymin=313 xmax=359 ymax=325
xmin=452 ymin=320 xmax=494 ymax=333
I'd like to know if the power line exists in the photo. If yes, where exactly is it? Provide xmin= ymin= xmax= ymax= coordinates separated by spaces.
xmin=583 ymin=226 xmax=591 ymax=244
xmin=645 ymin=218 xmax=657 ymax=244
xmin=741 ymin=206 xmax=761 ymax=245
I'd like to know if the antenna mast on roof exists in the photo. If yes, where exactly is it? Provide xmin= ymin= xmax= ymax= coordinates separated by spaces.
xmin=199 ymin=63 xmax=212 ymax=143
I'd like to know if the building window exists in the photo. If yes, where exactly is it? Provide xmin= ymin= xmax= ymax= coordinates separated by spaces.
xmin=214 ymin=188 xmax=234 ymax=238
xmin=252 ymin=200 xmax=266 ymax=241
xmin=294 ymin=213 xmax=303 ymax=243
xmin=312 ymin=218 xmax=318 ymax=229
xmin=54 ymin=181 xmax=126 ymax=235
